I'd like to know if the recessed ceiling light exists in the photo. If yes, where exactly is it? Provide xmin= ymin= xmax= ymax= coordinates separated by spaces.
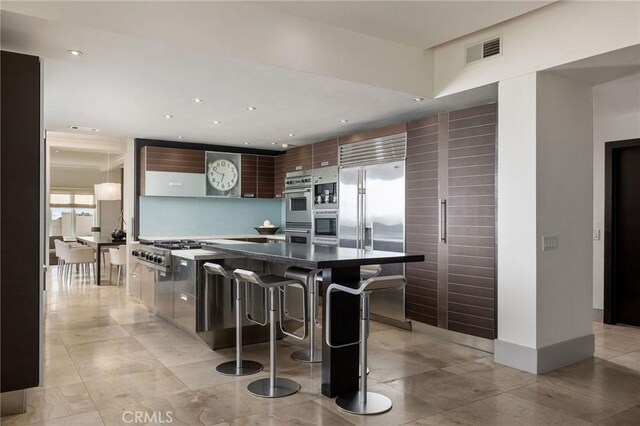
xmin=194 ymin=98 xmax=204 ymax=103
xmin=164 ymin=114 xmax=173 ymax=119
xmin=68 ymin=125 xmax=99 ymax=132
xmin=288 ymin=133 xmax=295 ymax=137
xmin=67 ymin=50 xmax=83 ymax=56
xmin=271 ymin=142 xmax=277 ymax=145
xmin=177 ymin=136 xmax=184 ymax=139
xmin=413 ymin=97 xmax=424 ymax=102
xmin=247 ymin=106 xmax=257 ymax=111
xmin=340 ymin=119 xmax=349 ymax=123
xmin=213 ymin=120 xmax=221 ymax=124
xmin=55 ymin=150 xmax=60 ymax=153
xmin=282 ymin=143 xmax=289 ymax=148
xmin=244 ymin=142 xmax=250 ymax=145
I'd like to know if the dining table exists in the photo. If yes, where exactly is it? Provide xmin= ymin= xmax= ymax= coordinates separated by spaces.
xmin=76 ymin=236 xmax=127 ymax=285
xmin=202 ymin=241 xmax=424 ymax=398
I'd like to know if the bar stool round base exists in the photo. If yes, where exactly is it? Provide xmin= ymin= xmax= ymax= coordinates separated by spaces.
xmin=216 ymin=360 xmax=263 ymax=376
xmin=247 ymin=378 xmax=300 ymax=398
xmin=336 ymin=391 xmax=392 ymax=415
xmin=291 ymin=348 xmax=321 ymax=363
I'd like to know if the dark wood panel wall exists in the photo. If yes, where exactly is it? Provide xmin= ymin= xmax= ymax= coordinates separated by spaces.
xmin=405 ymin=115 xmax=440 ymax=327
xmin=405 ymin=103 xmax=497 ymax=340
xmin=312 ymin=138 xmax=338 ymax=168
xmin=145 ymin=146 xmax=205 ymax=173
xmin=274 ymin=155 xmax=286 ymax=198
xmin=285 ymin=144 xmax=313 ymax=172
xmin=240 ymin=154 xmax=258 ymax=198
xmin=1 ymin=51 xmax=42 ymax=392
xmin=257 ymin=156 xmax=275 ymax=199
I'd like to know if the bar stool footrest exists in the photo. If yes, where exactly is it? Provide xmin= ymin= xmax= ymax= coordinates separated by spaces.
xmin=216 ymin=360 xmax=263 ymax=376
xmin=336 ymin=391 xmax=392 ymax=415
xmin=247 ymin=378 xmax=300 ymax=398
xmin=291 ymin=348 xmax=321 ymax=364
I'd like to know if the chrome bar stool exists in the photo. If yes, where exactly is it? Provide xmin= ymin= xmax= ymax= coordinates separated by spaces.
xmin=285 ymin=267 xmax=322 ymax=363
xmin=234 ymin=268 xmax=308 ymax=398
xmin=326 ymin=275 xmax=407 ymax=415
xmin=203 ymin=263 xmax=263 ymax=376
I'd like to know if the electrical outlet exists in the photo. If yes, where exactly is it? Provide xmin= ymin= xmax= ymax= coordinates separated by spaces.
xmin=593 ymin=229 xmax=601 ymax=240
xmin=542 ymin=235 xmax=559 ymax=251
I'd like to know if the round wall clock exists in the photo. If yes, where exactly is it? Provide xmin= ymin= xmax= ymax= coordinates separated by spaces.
xmin=207 ymin=159 xmax=239 ymax=191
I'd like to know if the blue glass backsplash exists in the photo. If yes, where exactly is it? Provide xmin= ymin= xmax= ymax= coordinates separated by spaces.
xmin=139 ymin=196 xmax=283 ymax=237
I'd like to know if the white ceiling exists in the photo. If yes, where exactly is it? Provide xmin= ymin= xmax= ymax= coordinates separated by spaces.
xmin=50 ymin=149 xmax=121 ymax=171
xmin=260 ymin=1 xmax=553 ymax=49
xmin=1 ymin=9 xmax=498 ymax=148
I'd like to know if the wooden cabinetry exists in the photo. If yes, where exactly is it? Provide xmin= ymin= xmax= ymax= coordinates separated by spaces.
xmin=140 ymin=146 xmax=206 ymax=197
xmin=257 ymin=156 xmax=275 ymax=199
xmin=405 ymin=104 xmax=497 ymax=340
xmin=273 ymin=154 xmax=286 ymax=198
xmin=240 ymin=154 xmax=258 ymax=198
xmin=312 ymin=138 xmax=338 ymax=169
xmin=285 ymin=144 xmax=312 ymax=172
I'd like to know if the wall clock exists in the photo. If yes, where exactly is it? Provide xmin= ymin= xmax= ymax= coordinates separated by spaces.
xmin=205 ymin=152 xmax=241 ymax=197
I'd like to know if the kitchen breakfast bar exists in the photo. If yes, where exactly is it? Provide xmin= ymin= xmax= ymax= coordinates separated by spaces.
xmin=203 ymin=242 xmax=424 ymax=398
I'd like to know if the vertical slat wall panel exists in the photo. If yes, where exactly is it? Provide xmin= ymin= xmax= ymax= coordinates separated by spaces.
xmin=273 ymin=154 xmax=286 ymax=198
xmin=257 ymin=155 xmax=275 ymax=199
xmin=446 ymin=103 xmax=497 ymax=339
xmin=405 ymin=115 xmax=440 ymax=327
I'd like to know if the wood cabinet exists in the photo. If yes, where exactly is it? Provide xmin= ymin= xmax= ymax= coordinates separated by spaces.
xmin=140 ymin=146 xmax=206 ymax=197
xmin=405 ymin=104 xmax=497 ymax=340
xmin=273 ymin=154 xmax=286 ymax=198
xmin=312 ymin=138 xmax=338 ymax=169
xmin=285 ymin=144 xmax=312 ymax=172
xmin=257 ymin=156 xmax=275 ymax=199
xmin=338 ymin=123 xmax=407 ymax=145
xmin=240 ymin=154 xmax=258 ymax=198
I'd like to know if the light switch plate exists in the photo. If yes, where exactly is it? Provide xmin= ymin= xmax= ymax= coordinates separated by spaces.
xmin=542 ymin=235 xmax=559 ymax=251
xmin=593 ymin=229 xmax=601 ymax=240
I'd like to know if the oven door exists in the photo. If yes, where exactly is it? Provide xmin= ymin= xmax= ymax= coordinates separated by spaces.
xmin=285 ymin=229 xmax=311 ymax=245
xmin=314 ymin=215 xmax=337 ymax=238
xmin=284 ymin=189 xmax=312 ymax=224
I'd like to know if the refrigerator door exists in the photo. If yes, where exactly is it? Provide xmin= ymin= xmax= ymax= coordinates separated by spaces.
xmin=363 ymin=161 xmax=406 ymax=323
xmin=338 ymin=166 xmax=360 ymax=248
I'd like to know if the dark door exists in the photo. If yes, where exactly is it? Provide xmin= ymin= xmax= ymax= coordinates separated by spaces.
xmin=613 ymin=145 xmax=640 ymax=326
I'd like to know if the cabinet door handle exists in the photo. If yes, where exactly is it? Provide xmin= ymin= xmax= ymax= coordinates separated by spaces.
xmin=243 ymin=193 xmax=255 ymax=198
xmin=439 ymin=198 xmax=447 ymax=243
xmin=168 ymin=182 xmax=184 ymax=187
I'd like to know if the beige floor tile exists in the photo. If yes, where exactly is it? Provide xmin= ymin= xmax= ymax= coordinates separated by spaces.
xmin=510 ymin=377 xmax=637 ymax=423
xmin=41 ymin=354 xmax=83 ymax=389
xmin=29 ymin=410 xmax=105 ymax=426
xmin=84 ymin=368 xmax=191 ymax=410
xmin=444 ymin=356 xmax=538 ymax=391
xmin=367 ymin=329 xmax=436 ymax=351
xmin=386 ymin=369 xmax=503 ymax=410
xmin=169 ymin=358 xmax=269 ymax=390
xmin=121 ymin=318 xmax=180 ymax=336
xmin=407 ymin=393 xmax=591 ymax=426
xmin=367 ymin=349 xmax=439 ymax=383
xmin=233 ymin=399 xmax=352 ymax=426
xmin=391 ymin=340 xmax=489 ymax=370
xmin=149 ymin=342 xmax=229 ymax=368
xmin=52 ymin=316 xmax=119 ymax=331
xmin=58 ymin=324 xmax=130 ymax=346
xmin=108 ymin=306 xmax=157 ymax=325
xmin=597 ymin=404 xmax=640 ymax=426
xmin=74 ymin=349 xmax=164 ymax=382
xmin=0 ymin=383 xmax=96 ymax=426
xmin=313 ymin=382 xmax=442 ymax=426
xmin=607 ymin=350 xmax=640 ymax=374
xmin=66 ymin=336 xmax=147 ymax=362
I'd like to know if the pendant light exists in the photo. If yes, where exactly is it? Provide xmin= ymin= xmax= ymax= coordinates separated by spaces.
xmin=94 ymin=152 xmax=121 ymax=201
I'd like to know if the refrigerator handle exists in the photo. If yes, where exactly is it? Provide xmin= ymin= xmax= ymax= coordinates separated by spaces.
xmin=361 ymin=169 xmax=367 ymax=249
xmin=365 ymin=222 xmax=373 ymax=250
xmin=439 ymin=198 xmax=447 ymax=243
xmin=356 ymin=169 xmax=362 ymax=249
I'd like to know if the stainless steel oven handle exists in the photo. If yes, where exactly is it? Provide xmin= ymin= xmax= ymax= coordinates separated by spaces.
xmin=283 ymin=188 xmax=311 ymax=194
xmin=439 ymin=198 xmax=447 ymax=243
xmin=283 ymin=229 xmax=310 ymax=234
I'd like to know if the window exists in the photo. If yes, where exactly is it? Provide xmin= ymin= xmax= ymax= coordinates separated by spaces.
xmin=49 ymin=191 xmax=96 ymax=237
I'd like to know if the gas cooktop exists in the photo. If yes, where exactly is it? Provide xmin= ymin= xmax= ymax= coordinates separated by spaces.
xmin=152 ymin=240 xmax=202 ymax=250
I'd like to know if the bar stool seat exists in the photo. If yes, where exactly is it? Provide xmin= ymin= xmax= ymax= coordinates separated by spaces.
xmin=326 ymin=275 xmax=407 ymax=415
xmin=203 ymin=263 xmax=263 ymax=376
xmin=234 ymin=268 xmax=308 ymax=398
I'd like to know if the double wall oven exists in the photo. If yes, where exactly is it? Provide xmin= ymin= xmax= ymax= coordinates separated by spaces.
xmin=312 ymin=166 xmax=339 ymax=246
xmin=284 ymin=171 xmax=313 ymax=245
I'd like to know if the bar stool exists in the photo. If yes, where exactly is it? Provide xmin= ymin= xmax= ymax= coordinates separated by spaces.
xmin=203 ymin=263 xmax=263 ymax=376
xmin=284 ymin=267 xmax=322 ymax=363
xmin=234 ymin=268 xmax=308 ymax=398
xmin=325 ymin=275 xmax=407 ymax=415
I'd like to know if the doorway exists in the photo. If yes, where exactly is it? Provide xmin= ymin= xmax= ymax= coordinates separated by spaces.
xmin=604 ymin=139 xmax=640 ymax=326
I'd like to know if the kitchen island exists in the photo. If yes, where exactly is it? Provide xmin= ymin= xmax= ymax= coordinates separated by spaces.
xmin=203 ymin=241 xmax=424 ymax=398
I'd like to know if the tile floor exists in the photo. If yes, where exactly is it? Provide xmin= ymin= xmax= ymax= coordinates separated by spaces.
xmin=2 ymin=267 xmax=639 ymax=425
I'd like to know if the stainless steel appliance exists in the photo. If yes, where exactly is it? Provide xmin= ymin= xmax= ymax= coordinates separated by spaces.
xmin=284 ymin=170 xmax=313 ymax=244
xmin=131 ymin=245 xmax=172 ymax=271
xmin=338 ymin=132 xmax=408 ymax=326
xmin=312 ymin=209 xmax=338 ymax=246
xmin=313 ymin=166 xmax=338 ymax=209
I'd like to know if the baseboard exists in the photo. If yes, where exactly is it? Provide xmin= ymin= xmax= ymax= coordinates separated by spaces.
xmin=1 ymin=389 xmax=26 ymax=416
xmin=495 ymin=334 xmax=594 ymax=374
xmin=593 ymin=308 xmax=604 ymax=323
xmin=370 ymin=313 xmax=412 ymax=331
xmin=411 ymin=321 xmax=494 ymax=353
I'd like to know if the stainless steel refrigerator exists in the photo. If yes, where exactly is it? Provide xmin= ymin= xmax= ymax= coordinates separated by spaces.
xmin=338 ymin=133 xmax=407 ymax=326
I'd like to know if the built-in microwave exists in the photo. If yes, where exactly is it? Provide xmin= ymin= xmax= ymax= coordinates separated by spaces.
xmin=313 ymin=166 xmax=338 ymax=210
xmin=313 ymin=210 xmax=338 ymax=246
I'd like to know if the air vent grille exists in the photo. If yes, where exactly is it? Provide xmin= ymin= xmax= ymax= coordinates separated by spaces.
xmin=466 ymin=36 xmax=501 ymax=64
xmin=339 ymin=133 xmax=406 ymax=168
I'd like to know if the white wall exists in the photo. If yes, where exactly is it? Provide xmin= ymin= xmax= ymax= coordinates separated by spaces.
xmin=592 ymin=72 xmax=640 ymax=309
xmin=434 ymin=1 xmax=640 ymax=97
xmin=497 ymin=73 xmax=539 ymax=349
xmin=536 ymin=73 xmax=593 ymax=347
xmin=50 ymin=166 xmax=121 ymax=190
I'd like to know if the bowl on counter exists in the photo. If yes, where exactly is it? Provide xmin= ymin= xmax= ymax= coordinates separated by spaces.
xmin=254 ymin=226 xmax=279 ymax=235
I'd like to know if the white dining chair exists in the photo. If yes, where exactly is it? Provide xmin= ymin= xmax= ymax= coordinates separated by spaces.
xmin=65 ymin=247 xmax=96 ymax=283
xmin=109 ymin=245 xmax=126 ymax=287
xmin=53 ymin=239 xmax=67 ymax=277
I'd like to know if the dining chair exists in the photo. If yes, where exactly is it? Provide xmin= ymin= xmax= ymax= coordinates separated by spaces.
xmin=108 ymin=245 xmax=127 ymax=287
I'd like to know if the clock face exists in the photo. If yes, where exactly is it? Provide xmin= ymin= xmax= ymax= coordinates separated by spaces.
xmin=207 ymin=159 xmax=239 ymax=191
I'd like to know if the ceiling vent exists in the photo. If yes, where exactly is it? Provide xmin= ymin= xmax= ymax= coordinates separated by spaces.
xmin=465 ymin=36 xmax=501 ymax=65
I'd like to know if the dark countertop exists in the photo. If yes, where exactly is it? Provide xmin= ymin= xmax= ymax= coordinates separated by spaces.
xmin=202 ymin=242 xmax=424 ymax=269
